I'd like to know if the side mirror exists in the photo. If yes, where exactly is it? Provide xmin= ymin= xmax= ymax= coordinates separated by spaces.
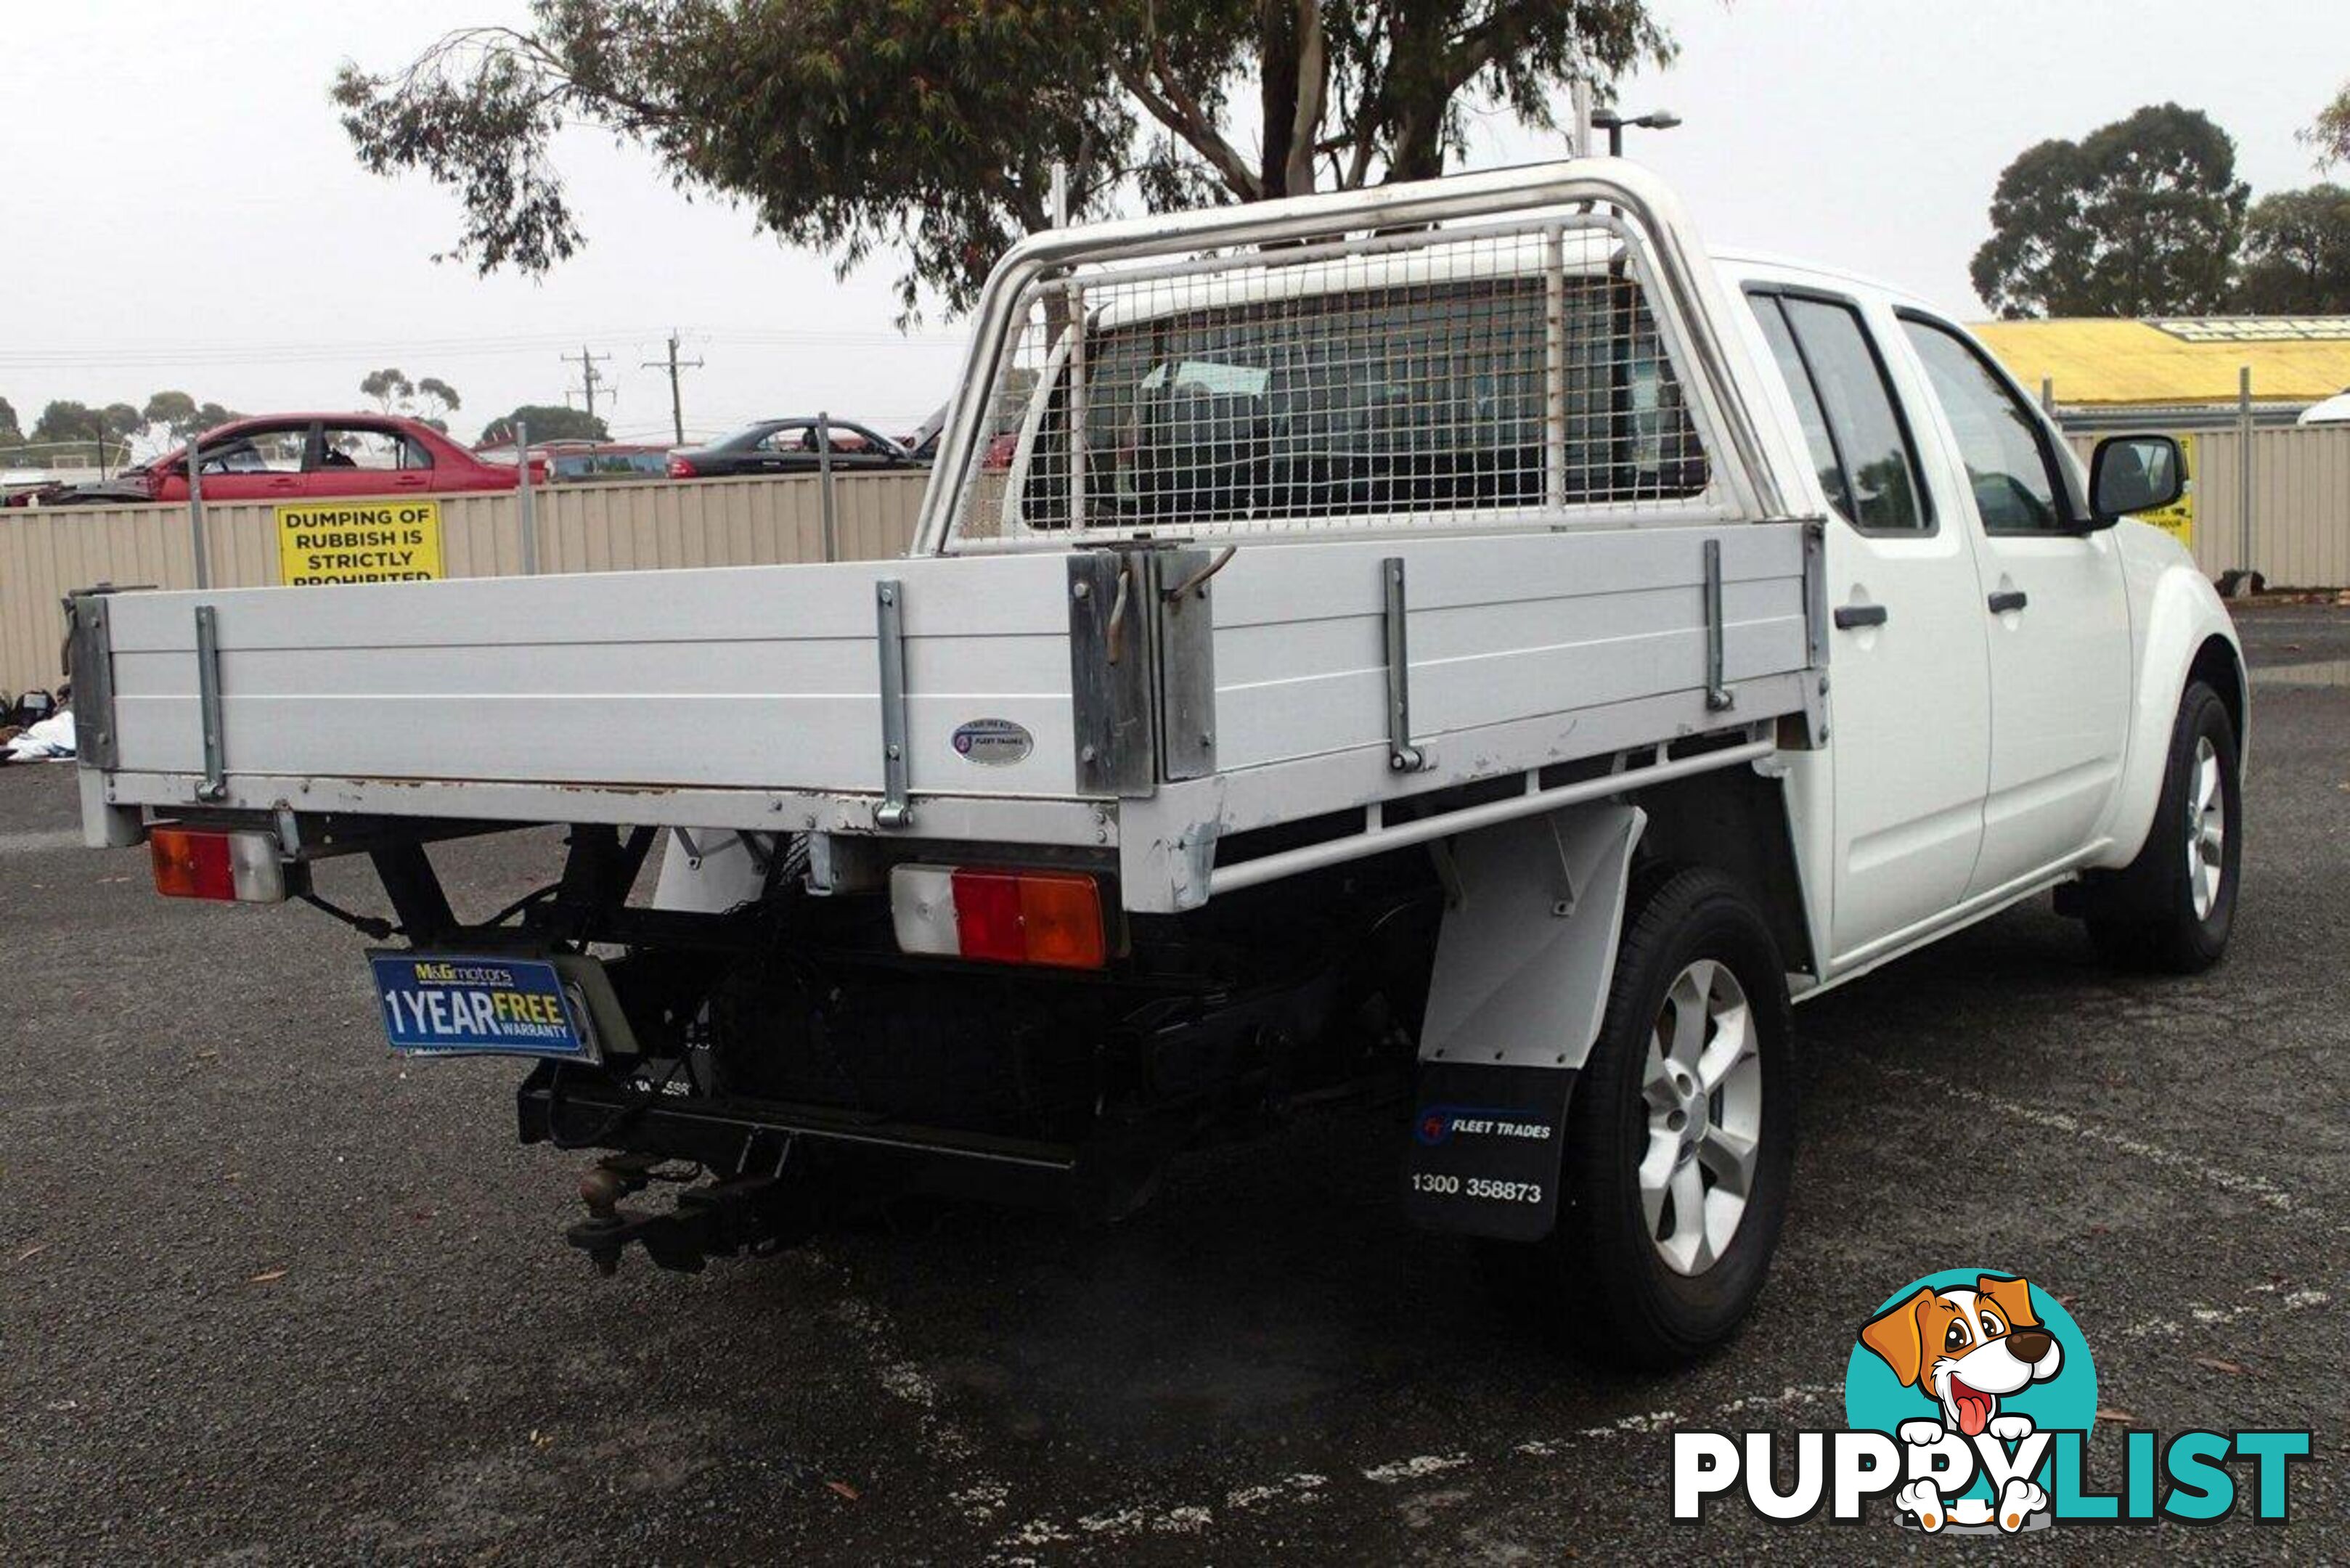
xmin=2089 ymin=434 xmax=2185 ymax=526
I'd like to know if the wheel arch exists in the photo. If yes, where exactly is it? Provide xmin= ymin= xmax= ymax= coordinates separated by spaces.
xmin=1629 ymin=764 xmax=1818 ymax=984
xmin=2190 ymin=632 xmax=2248 ymax=759
xmin=2093 ymin=550 xmax=2246 ymax=872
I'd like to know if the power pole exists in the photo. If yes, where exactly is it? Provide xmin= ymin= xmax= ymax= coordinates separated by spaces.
xmin=561 ymin=344 xmax=613 ymax=423
xmin=641 ymin=331 xmax=703 ymax=446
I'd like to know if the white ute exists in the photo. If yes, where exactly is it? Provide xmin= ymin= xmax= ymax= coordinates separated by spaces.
xmin=71 ymin=160 xmax=2243 ymax=1364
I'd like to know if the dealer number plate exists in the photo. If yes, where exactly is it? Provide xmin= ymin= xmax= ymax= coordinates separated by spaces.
xmin=370 ymin=952 xmax=593 ymax=1062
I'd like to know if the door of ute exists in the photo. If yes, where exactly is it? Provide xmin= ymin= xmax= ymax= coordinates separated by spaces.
xmin=1748 ymin=289 xmax=1993 ymax=964
xmin=1896 ymin=314 xmax=2133 ymax=897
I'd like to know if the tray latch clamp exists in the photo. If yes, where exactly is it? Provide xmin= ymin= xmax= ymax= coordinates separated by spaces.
xmin=1383 ymin=556 xmax=1432 ymax=772
xmin=1702 ymin=538 xmax=1734 ymax=713
xmin=195 ymin=604 xmax=228 ymax=801
xmin=873 ymin=579 xmax=914 ymax=829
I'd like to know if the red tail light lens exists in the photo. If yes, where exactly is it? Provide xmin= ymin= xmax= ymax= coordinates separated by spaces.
xmin=150 ymin=829 xmax=234 ymax=900
xmin=951 ymin=869 xmax=1106 ymax=969
xmin=149 ymin=828 xmax=289 ymax=902
xmin=890 ymin=865 xmax=1107 ymax=969
xmin=948 ymin=870 xmax=1027 ymax=963
xmin=666 ymin=455 xmax=698 ymax=478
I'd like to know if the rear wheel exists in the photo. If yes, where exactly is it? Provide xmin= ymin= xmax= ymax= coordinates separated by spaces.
xmin=1535 ymin=867 xmax=1794 ymax=1368
xmin=2081 ymin=680 xmax=2240 ymax=973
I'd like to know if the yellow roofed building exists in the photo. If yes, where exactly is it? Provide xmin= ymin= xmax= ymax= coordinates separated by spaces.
xmin=1970 ymin=317 xmax=2350 ymax=413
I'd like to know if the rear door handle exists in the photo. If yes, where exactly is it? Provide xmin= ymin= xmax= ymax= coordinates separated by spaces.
xmin=1988 ymin=589 xmax=2028 ymax=614
xmin=1833 ymin=603 xmax=1889 ymax=629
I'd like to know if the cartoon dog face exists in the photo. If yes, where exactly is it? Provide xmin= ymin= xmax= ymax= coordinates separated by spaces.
xmin=1859 ymin=1275 xmax=2063 ymax=1437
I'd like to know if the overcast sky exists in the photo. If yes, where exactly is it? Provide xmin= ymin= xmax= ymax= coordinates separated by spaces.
xmin=5 ymin=1 xmax=2347 ymax=451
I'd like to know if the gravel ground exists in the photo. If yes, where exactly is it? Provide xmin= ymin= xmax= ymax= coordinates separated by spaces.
xmin=2 ymin=603 xmax=2343 ymax=1563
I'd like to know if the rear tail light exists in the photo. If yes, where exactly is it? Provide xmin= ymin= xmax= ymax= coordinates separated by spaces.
xmin=150 ymin=828 xmax=289 ymax=903
xmin=666 ymin=455 xmax=698 ymax=478
xmin=890 ymin=865 xmax=1106 ymax=969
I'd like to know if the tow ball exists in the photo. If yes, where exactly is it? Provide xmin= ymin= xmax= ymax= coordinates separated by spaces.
xmin=565 ymin=1153 xmax=817 ymax=1275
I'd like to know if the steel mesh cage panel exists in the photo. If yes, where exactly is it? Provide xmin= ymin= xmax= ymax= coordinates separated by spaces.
xmin=947 ymin=219 xmax=1718 ymax=547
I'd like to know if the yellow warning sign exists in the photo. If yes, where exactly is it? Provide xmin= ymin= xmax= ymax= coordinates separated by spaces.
xmin=2137 ymin=433 xmax=2195 ymax=550
xmin=275 ymin=499 xmax=444 ymax=586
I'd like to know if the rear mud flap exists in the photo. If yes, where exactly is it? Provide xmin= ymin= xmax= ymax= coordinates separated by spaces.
xmin=1403 ymin=1061 xmax=1573 ymax=1241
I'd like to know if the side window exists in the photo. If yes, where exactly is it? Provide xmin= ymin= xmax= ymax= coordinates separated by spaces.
xmin=1899 ymin=317 xmax=2066 ymax=532
xmin=1751 ymin=295 xmax=1855 ymax=521
xmin=318 ymin=427 xmax=435 ymax=470
xmin=197 ymin=425 xmax=306 ymax=475
xmin=1751 ymin=291 xmax=1928 ymax=533
xmin=761 ymin=424 xmax=871 ymax=454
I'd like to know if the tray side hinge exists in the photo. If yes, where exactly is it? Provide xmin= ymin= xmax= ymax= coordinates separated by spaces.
xmin=63 ymin=592 xmax=121 ymax=770
xmin=1155 ymin=546 xmax=1220 ymax=783
xmin=1068 ymin=550 xmax=1159 ymax=797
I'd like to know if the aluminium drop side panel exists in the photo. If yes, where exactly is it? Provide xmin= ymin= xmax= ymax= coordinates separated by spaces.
xmin=1207 ymin=523 xmax=1813 ymax=774
xmin=97 ymin=553 xmax=1090 ymax=800
xmin=1114 ymin=520 xmax=1819 ymax=913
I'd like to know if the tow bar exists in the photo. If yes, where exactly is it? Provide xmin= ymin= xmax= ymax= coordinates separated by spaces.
xmin=565 ymin=1155 xmax=818 ymax=1275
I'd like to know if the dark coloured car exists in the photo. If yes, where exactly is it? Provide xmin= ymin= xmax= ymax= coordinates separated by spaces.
xmin=547 ymin=444 xmax=674 ymax=483
xmin=665 ymin=417 xmax=922 ymax=480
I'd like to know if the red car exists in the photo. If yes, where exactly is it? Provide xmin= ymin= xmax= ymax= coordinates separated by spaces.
xmin=30 ymin=414 xmax=541 ymax=505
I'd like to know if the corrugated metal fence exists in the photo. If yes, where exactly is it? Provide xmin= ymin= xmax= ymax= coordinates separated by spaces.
xmin=0 ymin=471 xmax=929 ymax=696
xmin=2063 ymin=423 xmax=2350 ymax=587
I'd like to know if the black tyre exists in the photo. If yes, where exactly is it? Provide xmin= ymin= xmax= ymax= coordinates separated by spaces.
xmin=1537 ymin=866 xmax=1795 ymax=1369
xmin=2081 ymin=681 xmax=2240 ymax=974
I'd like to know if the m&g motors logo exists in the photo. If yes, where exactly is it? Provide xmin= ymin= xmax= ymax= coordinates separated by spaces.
xmin=1673 ymin=1270 xmax=2310 ymax=1531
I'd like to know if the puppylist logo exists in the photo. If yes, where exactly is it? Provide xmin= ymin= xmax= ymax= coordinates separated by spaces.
xmin=1673 ymin=1269 xmax=2312 ymax=1532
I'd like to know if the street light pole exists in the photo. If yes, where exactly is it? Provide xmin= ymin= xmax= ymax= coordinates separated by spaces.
xmin=1588 ymin=107 xmax=1682 ymax=158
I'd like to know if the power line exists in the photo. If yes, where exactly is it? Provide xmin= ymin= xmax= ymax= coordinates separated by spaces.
xmin=0 ymin=329 xmax=970 ymax=372
xmin=0 ymin=330 xmax=658 ymax=368
xmin=640 ymin=331 xmax=705 ymax=446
